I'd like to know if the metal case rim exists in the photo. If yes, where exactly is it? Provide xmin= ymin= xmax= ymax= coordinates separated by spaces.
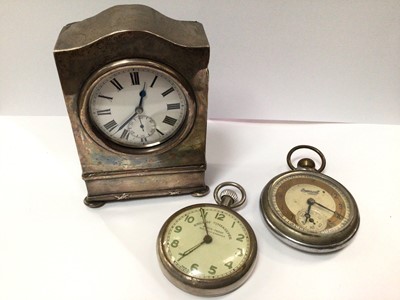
xmin=78 ymin=58 xmax=196 ymax=155
xmin=157 ymin=203 xmax=258 ymax=296
xmin=260 ymin=170 xmax=360 ymax=253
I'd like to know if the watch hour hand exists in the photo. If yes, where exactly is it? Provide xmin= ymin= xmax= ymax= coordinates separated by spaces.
xmin=303 ymin=198 xmax=314 ymax=224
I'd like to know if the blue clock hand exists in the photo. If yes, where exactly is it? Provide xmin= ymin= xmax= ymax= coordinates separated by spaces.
xmin=116 ymin=83 xmax=147 ymax=133
xmin=137 ymin=82 xmax=147 ymax=109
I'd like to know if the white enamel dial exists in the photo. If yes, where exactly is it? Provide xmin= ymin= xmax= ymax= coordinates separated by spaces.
xmin=88 ymin=64 xmax=188 ymax=148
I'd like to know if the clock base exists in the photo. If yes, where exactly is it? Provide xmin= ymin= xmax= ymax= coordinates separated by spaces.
xmin=84 ymin=186 xmax=209 ymax=208
xmin=82 ymin=165 xmax=208 ymax=207
xmin=84 ymin=198 xmax=106 ymax=208
xmin=191 ymin=186 xmax=210 ymax=197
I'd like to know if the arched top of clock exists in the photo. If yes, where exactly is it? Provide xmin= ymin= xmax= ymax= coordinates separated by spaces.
xmin=54 ymin=4 xmax=209 ymax=51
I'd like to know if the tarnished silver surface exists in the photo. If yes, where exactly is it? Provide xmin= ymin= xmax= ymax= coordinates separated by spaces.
xmin=54 ymin=5 xmax=210 ymax=207
xmin=260 ymin=146 xmax=360 ymax=253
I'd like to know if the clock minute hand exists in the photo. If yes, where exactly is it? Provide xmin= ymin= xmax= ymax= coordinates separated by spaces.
xmin=115 ymin=111 xmax=138 ymax=133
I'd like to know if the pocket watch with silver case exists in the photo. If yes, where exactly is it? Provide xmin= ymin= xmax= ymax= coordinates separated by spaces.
xmin=157 ymin=182 xmax=257 ymax=296
xmin=260 ymin=145 xmax=360 ymax=253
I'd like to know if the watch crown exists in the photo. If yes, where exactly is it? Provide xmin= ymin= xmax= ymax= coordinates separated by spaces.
xmin=213 ymin=182 xmax=246 ymax=209
xmin=220 ymin=189 xmax=238 ymax=200
xmin=220 ymin=189 xmax=238 ymax=207
xmin=297 ymin=158 xmax=316 ymax=170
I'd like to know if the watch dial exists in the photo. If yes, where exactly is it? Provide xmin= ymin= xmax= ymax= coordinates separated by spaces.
xmin=269 ymin=173 xmax=352 ymax=234
xmin=161 ymin=204 xmax=253 ymax=280
xmin=88 ymin=65 xmax=188 ymax=148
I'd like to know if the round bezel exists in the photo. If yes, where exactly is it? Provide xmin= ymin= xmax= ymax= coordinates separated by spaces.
xmin=157 ymin=203 xmax=257 ymax=296
xmin=79 ymin=59 xmax=196 ymax=155
xmin=260 ymin=170 xmax=360 ymax=253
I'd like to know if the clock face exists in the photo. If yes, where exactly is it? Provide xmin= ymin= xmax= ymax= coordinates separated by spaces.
xmin=157 ymin=203 xmax=257 ymax=295
xmin=268 ymin=173 xmax=352 ymax=235
xmin=87 ymin=63 xmax=188 ymax=148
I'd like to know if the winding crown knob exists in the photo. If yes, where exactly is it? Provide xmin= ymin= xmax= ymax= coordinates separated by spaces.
xmin=220 ymin=189 xmax=239 ymax=201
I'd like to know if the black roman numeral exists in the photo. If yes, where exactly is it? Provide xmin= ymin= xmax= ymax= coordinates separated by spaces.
xmin=167 ymin=103 xmax=181 ymax=110
xmin=150 ymin=75 xmax=158 ymax=88
xmin=120 ymin=129 xmax=130 ymax=140
xmin=130 ymin=71 xmax=140 ymax=85
xmin=110 ymin=78 xmax=123 ymax=91
xmin=96 ymin=109 xmax=111 ymax=115
xmin=98 ymin=95 xmax=113 ymax=101
xmin=104 ymin=119 xmax=118 ymax=131
xmin=161 ymin=87 xmax=174 ymax=97
xmin=162 ymin=116 xmax=177 ymax=126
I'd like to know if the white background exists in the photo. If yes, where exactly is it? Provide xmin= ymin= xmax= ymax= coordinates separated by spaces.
xmin=1 ymin=118 xmax=399 ymax=299
xmin=1 ymin=1 xmax=400 ymax=299
xmin=1 ymin=0 xmax=400 ymax=123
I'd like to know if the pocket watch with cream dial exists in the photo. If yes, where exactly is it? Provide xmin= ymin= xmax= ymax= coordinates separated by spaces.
xmin=260 ymin=145 xmax=360 ymax=253
xmin=157 ymin=182 xmax=257 ymax=296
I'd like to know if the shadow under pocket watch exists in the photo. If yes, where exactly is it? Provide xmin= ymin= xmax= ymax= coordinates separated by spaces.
xmin=157 ymin=182 xmax=257 ymax=296
xmin=260 ymin=145 xmax=360 ymax=253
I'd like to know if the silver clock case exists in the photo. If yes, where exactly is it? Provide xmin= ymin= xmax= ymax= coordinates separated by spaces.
xmin=54 ymin=5 xmax=210 ymax=207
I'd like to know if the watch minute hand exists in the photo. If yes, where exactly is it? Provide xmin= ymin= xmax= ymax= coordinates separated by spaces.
xmin=177 ymin=240 xmax=205 ymax=262
xmin=313 ymin=201 xmax=344 ymax=219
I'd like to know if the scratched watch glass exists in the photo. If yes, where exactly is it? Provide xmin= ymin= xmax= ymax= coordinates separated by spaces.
xmin=87 ymin=62 xmax=188 ymax=148
xmin=157 ymin=183 xmax=257 ymax=296
xmin=260 ymin=145 xmax=360 ymax=253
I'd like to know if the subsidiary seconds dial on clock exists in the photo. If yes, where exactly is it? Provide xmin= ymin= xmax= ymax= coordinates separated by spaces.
xmin=88 ymin=65 xmax=188 ymax=148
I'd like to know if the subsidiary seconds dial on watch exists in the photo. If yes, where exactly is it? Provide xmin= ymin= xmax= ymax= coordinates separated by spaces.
xmin=157 ymin=182 xmax=257 ymax=296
